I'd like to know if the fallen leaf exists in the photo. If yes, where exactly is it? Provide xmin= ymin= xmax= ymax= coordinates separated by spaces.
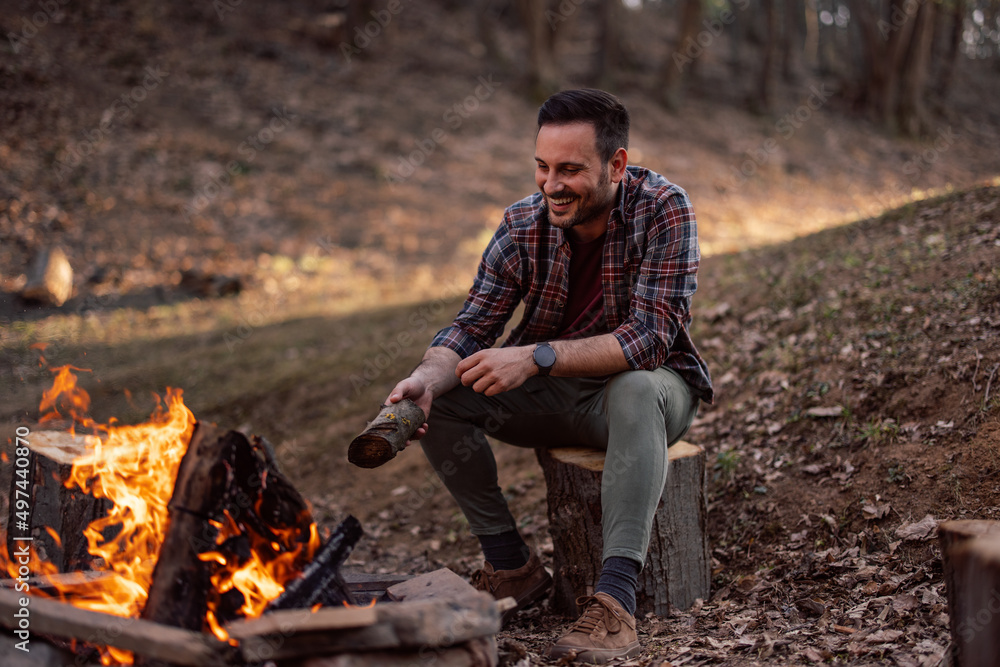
xmin=802 ymin=647 xmax=831 ymax=662
xmin=861 ymin=502 xmax=891 ymax=519
xmin=796 ymin=598 xmax=827 ymax=616
xmin=866 ymin=629 xmax=904 ymax=644
xmin=893 ymin=594 xmax=921 ymax=613
xmin=895 ymin=515 xmax=938 ymax=541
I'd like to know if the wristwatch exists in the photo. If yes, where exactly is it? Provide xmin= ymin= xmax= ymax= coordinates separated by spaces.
xmin=533 ymin=342 xmax=556 ymax=376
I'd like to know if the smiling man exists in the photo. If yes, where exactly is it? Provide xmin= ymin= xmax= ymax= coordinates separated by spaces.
xmin=386 ymin=88 xmax=713 ymax=663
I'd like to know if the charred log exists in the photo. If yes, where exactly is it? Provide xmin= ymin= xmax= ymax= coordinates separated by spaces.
xmin=267 ymin=516 xmax=363 ymax=611
xmin=142 ymin=424 xmax=317 ymax=632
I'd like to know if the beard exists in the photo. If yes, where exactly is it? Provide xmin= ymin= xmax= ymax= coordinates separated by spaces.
xmin=545 ymin=165 xmax=617 ymax=231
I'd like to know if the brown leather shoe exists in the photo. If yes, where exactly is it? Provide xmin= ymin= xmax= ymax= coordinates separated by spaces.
xmin=471 ymin=550 xmax=552 ymax=625
xmin=545 ymin=592 xmax=642 ymax=664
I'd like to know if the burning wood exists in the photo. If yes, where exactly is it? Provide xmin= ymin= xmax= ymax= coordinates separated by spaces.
xmin=1 ymin=366 xmax=502 ymax=667
xmin=141 ymin=423 xmax=328 ymax=639
xmin=0 ymin=366 xmax=361 ymax=665
xmin=266 ymin=515 xmax=362 ymax=611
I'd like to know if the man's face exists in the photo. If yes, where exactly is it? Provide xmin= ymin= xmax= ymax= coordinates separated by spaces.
xmin=535 ymin=122 xmax=624 ymax=242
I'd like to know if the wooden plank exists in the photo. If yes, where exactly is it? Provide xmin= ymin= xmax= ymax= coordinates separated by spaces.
xmin=0 ymin=588 xmax=236 ymax=667
xmin=386 ymin=568 xmax=479 ymax=603
xmin=341 ymin=572 xmax=413 ymax=603
xmin=341 ymin=572 xmax=413 ymax=590
xmin=295 ymin=636 xmax=498 ymax=667
xmin=226 ymin=605 xmax=378 ymax=640
xmin=232 ymin=592 xmax=500 ymax=661
xmin=370 ymin=594 xmax=500 ymax=647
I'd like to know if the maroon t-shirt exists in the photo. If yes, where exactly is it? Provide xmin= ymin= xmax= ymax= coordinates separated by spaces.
xmin=557 ymin=233 xmax=607 ymax=339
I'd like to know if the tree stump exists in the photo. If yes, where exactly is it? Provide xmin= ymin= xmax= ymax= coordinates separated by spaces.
xmin=535 ymin=441 xmax=709 ymax=617
xmin=939 ymin=520 xmax=1000 ymax=667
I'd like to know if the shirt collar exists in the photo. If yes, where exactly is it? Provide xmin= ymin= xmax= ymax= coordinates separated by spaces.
xmin=607 ymin=169 xmax=631 ymax=233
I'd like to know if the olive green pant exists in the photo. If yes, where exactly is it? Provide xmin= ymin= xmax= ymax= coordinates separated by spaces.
xmin=419 ymin=367 xmax=699 ymax=566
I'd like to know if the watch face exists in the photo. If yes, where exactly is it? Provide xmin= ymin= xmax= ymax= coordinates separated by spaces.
xmin=534 ymin=344 xmax=556 ymax=368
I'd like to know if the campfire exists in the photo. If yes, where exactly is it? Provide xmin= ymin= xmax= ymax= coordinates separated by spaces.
xmin=1 ymin=366 xmax=502 ymax=667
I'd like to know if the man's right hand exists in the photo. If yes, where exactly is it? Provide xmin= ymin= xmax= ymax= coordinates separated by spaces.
xmin=384 ymin=346 xmax=463 ymax=444
xmin=386 ymin=377 xmax=432 ymax=442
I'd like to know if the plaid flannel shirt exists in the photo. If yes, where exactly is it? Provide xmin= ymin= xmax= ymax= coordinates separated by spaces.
xmin=430 ymin=166 xmax=713 ymax=403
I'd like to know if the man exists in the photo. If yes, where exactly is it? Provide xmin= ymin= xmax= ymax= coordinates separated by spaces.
xmin=386 ymin=88 xmax=713 ymax=663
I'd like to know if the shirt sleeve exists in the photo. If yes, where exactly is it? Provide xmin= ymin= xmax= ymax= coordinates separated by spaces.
xmin=430 ymin=219 xmax=524 ymax=358
xmin=612 ymin=190 xmax=700 ymax=370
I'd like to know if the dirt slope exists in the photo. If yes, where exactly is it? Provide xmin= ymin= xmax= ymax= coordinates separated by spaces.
xmin=342 ymin=185 xmax=1000 ymax=666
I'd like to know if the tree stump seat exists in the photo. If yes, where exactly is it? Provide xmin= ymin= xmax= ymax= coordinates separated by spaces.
xmin=535 ymin=441 xmax=710 ymax=617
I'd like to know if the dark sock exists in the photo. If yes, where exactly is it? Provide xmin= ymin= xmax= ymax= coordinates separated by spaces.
xmin=596 ymin=556 xmax=641 ymax=616
xmin=478 ymin=530 xmax=529 ymax=571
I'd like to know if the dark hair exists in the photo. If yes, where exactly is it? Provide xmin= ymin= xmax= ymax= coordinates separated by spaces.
xmin=537 ymin=89 xmax=630 ymax=163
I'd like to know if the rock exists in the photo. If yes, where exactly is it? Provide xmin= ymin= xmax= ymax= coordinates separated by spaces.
xmin=21 ymin=247 xmax=74 ymax=306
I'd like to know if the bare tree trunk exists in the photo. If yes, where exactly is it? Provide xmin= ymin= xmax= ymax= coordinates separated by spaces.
xmin=781 ymin=0 xmax=804 ymax=82
xmin=730 ymin=10 xmax=745 ymax=81
xmin=475 ymin=0 xmax=504 ymax=65
xmin=803 ymin=0 xmax=819 ymax=70
xmin=660 ymin=0 xmax=702 ymax=110
xmin=897 ymin=2 xmax=936 ymax=135
xmin=756 ymin=0 xmax=779 ymax=112
xmin=882 ymin=0 xmax=919 ymax=128
xmin=516 ymin=0 xmax=559 ymax=101
xmin=595 ymin=0 xmax=621 ymax=87
xmin=343 ymin=0 xmax=379 ymax=59
xmin=850 ymin=0 xmax=929 ymax=134
xmin=934 ymin=0 xmax=965 ymax=101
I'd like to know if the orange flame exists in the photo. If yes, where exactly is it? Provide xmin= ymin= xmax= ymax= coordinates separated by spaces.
xmin=38 ymin=365 xmax=94 ymax=427
xmin=1 ymin=365 xmax=323 ymax=666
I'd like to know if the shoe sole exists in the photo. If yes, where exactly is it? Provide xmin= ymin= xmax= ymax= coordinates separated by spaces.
xmin=546 ymin=640 xmax=642 ymax=664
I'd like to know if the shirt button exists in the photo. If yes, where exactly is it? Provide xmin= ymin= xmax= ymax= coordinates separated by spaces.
xmin=555 ymin=300 xmax=564 ymax=307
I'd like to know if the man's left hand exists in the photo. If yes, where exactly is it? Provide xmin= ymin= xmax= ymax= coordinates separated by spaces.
xmin=456 ymin=346 xmax=536 ymax=396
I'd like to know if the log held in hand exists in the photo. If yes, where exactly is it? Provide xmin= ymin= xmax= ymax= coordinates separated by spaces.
xmin=348 ymin=400 xmax=425 ymax=468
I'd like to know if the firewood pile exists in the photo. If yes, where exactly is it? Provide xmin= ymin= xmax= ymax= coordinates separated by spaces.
xmin=0 ymin=417 xmax=502 ymax=667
